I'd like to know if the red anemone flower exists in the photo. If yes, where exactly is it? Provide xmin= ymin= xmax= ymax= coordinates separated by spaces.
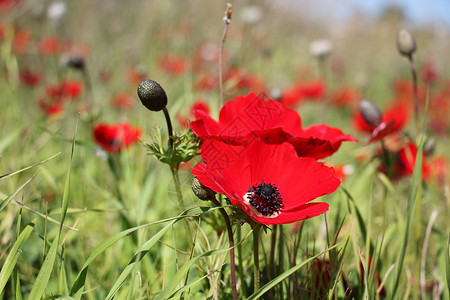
xmin=158 ymin=53 xmax=187 ymax=75
xmin=37 ymin=36 xmax=61 ymax=55
xmin=394 ymin=142 xmax=430 ymax=180
xmin=281 ymin=80 xmax=325 ymax=107
xmin=191 ymin=93 xmax=356 ymax=159
xmin=37 ymin=99 xmax=64 ymax=116
xmin=353 ymin=103 xmax=409 ymax=143
xmin=111 ymin=92 xmax=136 ymax=110
xmin=20 ymin=69 xmax=41 ymax=86
xmin=93 ymin=122 xmax=141 ymax=153
xmin=192 ymin=139 xmax=340 ymax=225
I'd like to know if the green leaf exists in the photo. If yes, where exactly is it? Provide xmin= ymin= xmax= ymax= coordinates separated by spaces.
xmin=247 ymin=242 xmax=342 ymax=300
xmin=70 ymin=206 xmax=218 ymax=298
xmin=0 ymin=171 xmax=39 ymax=212
xmin=155 ymin=247 xmax=232 ymax=300
xmin=105 ymin=219 xmax=177 ymax=299
xmin=0 ymin=220 xmax=36 ymax=294
xmin=28 ymin=119 xmax=79 ymax=299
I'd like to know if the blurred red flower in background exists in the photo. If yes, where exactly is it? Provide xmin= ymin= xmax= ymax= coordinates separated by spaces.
xmin=192 ymin=139 xmax=340 ymax=225
xmin=353 ymin=103 xmax=409 ymax=143
xmin=330 ymin=86 xmax=362 ymax=107
xmin=20 ymin=69 xmax=41 ymax=86
xmin=37 ymin=99 xmax=64 ymax=117
xmin=158 ymin=53 xmax=187 ymax=75
xmin=46 ymin=80 xmax=83 ymax=100
xmin=93 ymin=122 xmax=141 ymax=153
xmin=12 ymin=28 xmax=31 ymax=54
xmin=111 ymin=92 xmax=136 ymax=110
xmin=379 ymin=141 xmax=430 ymax=181
xmin=37 ymin=36 xmax=61 ymax=55
xmin=281 ymin=80 xmax=325 ymax=107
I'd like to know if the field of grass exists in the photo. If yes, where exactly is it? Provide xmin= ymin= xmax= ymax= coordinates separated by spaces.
xmin=0 ymin=1 xmax=449 ymax=299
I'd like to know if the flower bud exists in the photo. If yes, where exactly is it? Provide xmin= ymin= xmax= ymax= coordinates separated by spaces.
xmin=309 ymin=39 xmax=332 ymax=59
xmin=62 ymin=55 xmax=85 ymax=70
xmin=192 ymin=177 xmax=216 ymax=201
xmin=396 ymin=28 xmax=416 ymax=57
xmin=137 ymin=79 xmax=168 ymax=112
xmin=358 ymin=99 xmax=382 ymax=127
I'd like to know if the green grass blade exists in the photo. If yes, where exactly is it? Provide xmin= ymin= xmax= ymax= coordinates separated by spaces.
xmin=28 ymin=236 xmax=59 ymax=299
xmin=391 ymin=93 xmax=429 ymax=298
xmin=105 ymin=219 xmax=177 ymax=300
xmin=0 ymin=170 xmax=39 ymax=212
xmin=70 ymin=206 xmax=219 ymax=298
xmin=155 ymin=247 xmax=232 ymax=300
xmin=168 ymin=274 xmax=209 ymax=299
xmin=0 ymin=152 xmax=60 ymax=180
xmin=0 ymin=220 xmax=36 ymax=294
xmin=28 ymin=119 xmax=78 ymax=299
xmin=247 ymin=242 xmax=342 ymax=300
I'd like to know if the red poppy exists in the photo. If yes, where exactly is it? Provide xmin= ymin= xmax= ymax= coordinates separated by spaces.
xmin=46 ymin=80 xmax=83 ymax=100
xmin=158 ymin=53 xmax=187 ymax=75
xmin=394 ymin=142 xmax=430 ymax=180
xmin=191 ymin=93 xmax=356 ymax=159
xmin=111 ymin=92 xmax=135 ymax=110
xmin=353 ymin=103 xmax=409 ymax=143
xmin=429 ymin=156 xmax=448 ymax=186
xmin=37 ymin=36 xmax=61 ymax=55
xmin=125 ymin=67 xmax=147 ymax=86
xmin=12 ymin=28 xmax=31 ymax=54
xmin=379 ymin=142 xmax=430 ymax=180
xmin=421 ymin=60 xmax=438 ymax=84
xmin=281 ymin=80 xmax=325 ymax=107
xmin=192 ymin=139 xmax=340 ymax=225
xmin=20 ymin=69 xmax=41 ymax=86
xmin=330 ymin=86 xmax=361 ymax=107
xmin=224 ymin=68 xmax=265 ymax=93
xmin=37 ymin=99 xmax=64 ymax=116
xmin=93 ymin=122 xmax=141 ymax=153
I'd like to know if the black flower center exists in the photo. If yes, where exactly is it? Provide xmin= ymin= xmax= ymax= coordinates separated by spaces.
xmin=247 ymin=180 xmax=283 ymax=217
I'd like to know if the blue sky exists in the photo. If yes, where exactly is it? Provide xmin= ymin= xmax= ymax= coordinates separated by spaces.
xmin=279 ymin=0 xmax=450 ymax=27
xmin=340 ymin=0 xmax=450 ymax=26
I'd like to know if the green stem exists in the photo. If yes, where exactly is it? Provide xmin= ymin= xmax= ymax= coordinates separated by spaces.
xmin=236 ymin=226 xmax=247 ymax=298
xmin=210 ymin=197 xmax=238 ymax=300
xmin=408 ymin=55 xmax=419 ymax=134
xmin=253 ymin=224 xmax=261 ymax=293
xmin=171 ymin=167 xmax=185 ymax=212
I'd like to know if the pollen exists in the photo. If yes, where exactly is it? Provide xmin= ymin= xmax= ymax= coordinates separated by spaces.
xmin=246 ymin=180 xmax=283 ymax=217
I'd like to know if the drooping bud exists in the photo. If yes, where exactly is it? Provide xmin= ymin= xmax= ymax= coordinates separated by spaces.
xmin=192 ymin=177 xmax=216 ymax=201
xmin=396 ymin=28 xmax=416 ymax=57
xmin=358 ymin=99 xmax=382 ymax=127
xmin=62 ymin=55 xmax=85 ymax=70
xmin=137 ymin=79 xmax=168 ymax=112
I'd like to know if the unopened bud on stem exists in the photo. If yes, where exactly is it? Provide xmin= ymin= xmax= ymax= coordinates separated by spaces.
xmin=192 ymin=177 xmax=216 ymax=201
xmin=397 ymin=28 xmax=416 ymax=57
xmin=359 ymin=99 xmax=382 ymax=127
xmin=137 ymin=79 xmax=168 ymax=112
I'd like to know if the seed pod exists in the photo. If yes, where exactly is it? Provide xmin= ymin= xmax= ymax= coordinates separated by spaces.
xmin=358 ymin=99 xmax=382 ymax=127
xmin=66 ymin=55 xmax=85 ymax=70
xmin=192 ymin=177 xmax=216 ymax=201
xmin=137 ymin=79 xmax=168 ymax=112
xmin=397 ymin=28 xmax=416 ymax=57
